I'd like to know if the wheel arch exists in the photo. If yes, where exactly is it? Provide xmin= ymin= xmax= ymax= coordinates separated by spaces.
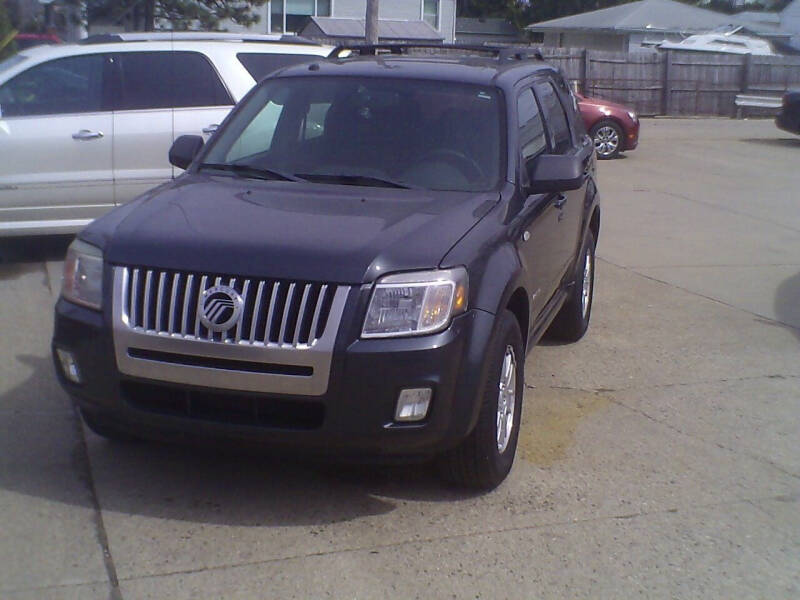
xmin=505 ymin=287 xmax=530 ymax=352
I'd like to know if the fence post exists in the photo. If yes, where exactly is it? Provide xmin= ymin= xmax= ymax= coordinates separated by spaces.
xmin=737 ymin=53 xmax=752 ymax=118
xmin=662 ymin=50 xmax=672 ymax=116
xmin=581 ymin=48 xmax=589 ymax=95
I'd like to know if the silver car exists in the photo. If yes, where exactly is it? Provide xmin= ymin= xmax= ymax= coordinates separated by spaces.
xmin=0 ymin=33 xmax=332 ymax=236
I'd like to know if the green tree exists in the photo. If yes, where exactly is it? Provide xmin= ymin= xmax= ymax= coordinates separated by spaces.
xmin=87 ymin=0 xmax=269 ymax=32
xmin=0 ymin=0 xmax=16 ymax=59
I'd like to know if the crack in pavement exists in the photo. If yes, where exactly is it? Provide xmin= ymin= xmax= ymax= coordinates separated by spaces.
xmin=597 ymin=257 xmax=800 ymax=335
xmin=525 ymin=373 xmax=800 ymax=395
xmin=0 ymin=579 xmax=108 ymax=596
xmin=112 ymin=495 xmax=790 ymax=585
xmin=70 ymin=407 xmax=124 ymax=600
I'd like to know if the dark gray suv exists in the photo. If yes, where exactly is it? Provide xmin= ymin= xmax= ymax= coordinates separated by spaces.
xmin=53 ymin=45 xmax=600 ymax=489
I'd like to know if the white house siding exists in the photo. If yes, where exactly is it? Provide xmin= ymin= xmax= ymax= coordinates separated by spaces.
xmin=226 ymin=1 xmax=455 ymax=41
xmin=333 ymin=0 xmax=455 ymax=41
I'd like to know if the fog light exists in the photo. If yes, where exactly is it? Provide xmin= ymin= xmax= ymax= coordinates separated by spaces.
xmin=56 ymin=348 xmax=82 ymax=384
xmin=395 ymin=388 xmax=432 ymax=422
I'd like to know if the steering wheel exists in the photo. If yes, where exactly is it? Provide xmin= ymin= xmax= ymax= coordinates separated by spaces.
xmin=413 ymin=149 xmax=486 ymax=183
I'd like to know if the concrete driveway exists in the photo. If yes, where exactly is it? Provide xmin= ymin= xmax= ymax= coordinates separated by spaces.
xmin=1 ymin=118 xmax=798 ymax=599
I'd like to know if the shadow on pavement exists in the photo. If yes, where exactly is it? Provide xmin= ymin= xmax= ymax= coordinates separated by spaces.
xmin=0 ymin=234 xmax=73 ymax=265
xmin=0 ymin=354 xmax=484 ymax=529
xmin=774 ymin=270 xmax=800 ymax=342
xmin=740 ymin=137 xmax=800 ymax=149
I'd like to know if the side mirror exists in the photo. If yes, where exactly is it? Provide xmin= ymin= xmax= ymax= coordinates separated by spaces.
xmin=526 ymin=154 xmax=584 ymax=194
xmin=169 ymin=135 xmax=205 ymax=170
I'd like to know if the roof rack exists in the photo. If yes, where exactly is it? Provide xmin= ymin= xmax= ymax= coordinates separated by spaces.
xmin=330 ymin=43 xmax=543 ymax=61
xmin=78 ymin=32 xmax=320 ymax=46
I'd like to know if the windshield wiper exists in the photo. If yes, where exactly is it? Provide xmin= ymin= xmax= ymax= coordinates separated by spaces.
xmin=198 ymin=163 xmax=303 ymax=183
xmin=295 ymin=173 xmax=413 ymax=189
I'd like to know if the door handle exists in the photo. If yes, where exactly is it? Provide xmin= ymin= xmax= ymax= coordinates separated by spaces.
xmin=202 ymin=124 xmax=219 ymax=134
xmin=554 ymin=194 xmax=567 ymax=209
xmin=72 ymin=129 xmax=104 ymax=140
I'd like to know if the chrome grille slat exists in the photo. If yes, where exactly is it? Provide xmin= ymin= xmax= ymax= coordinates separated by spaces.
xmin=248 ymin=281 xmax=265 ymax=343
xmin=279 ymin=283 xmax=296 ymax=345
xmin=308 ymin=284 xmax=327 ymax=344
xmin=143 ymin=270 xmax=153 ymax=330
xmin=195 ymin=275 xmax=208 ymax=338
xmin=234 ymin=280 xmax=250 ymax=343
xmin=181 ymin=274 xmax=194 ymax=335
xmin=294 ymin=284 xmax=311 ymax=345
xmin=120 ymin=267 xmax=338 ymax=349
xmin=130 ymin=269 xmax=140 ymax=327
xmin=264 ymin=282 xmax=280 ymax=343
xmin=155 ymin=272 xmax=166 ymax=332
xmin=168 ymin=273 xmax=179 ymax=334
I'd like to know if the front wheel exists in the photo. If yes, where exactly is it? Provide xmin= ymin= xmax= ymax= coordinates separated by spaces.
xmin=591 ymin=120 xmax=623 ymax=159
xmin=437 ymin=310 xmax=524 ymax=490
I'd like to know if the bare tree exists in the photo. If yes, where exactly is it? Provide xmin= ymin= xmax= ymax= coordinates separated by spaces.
xmin=365 ymin=0 xmax=379 ymax=44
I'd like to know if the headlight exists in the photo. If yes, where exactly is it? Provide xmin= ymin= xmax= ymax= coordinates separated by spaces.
xmin=627 ymin=111 xmax=638 ymax=122
xmin=362 ymin=267 xmax=468 ymax=338
xmin=62 ymin=239 xmax=104 ymax=310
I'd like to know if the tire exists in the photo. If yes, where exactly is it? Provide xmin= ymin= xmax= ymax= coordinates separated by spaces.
xmin=437 ymin=310 xmax=524 ymax=490
xmin=547 ymin=230 xmax=596 ymax=343
xmin=80 ymin=409 xmax=139 ymax=442
xmin=590 ymin=120 xmax=623 ymax=159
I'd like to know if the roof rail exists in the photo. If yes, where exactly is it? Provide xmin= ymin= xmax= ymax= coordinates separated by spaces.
xmin=330 ymin=43 xmax=543 ymax=61
xmin=78 ymin=32 xmax=320 ymax=46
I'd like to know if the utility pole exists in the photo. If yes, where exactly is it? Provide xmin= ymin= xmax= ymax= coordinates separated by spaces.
xmin=365 ymin=0 xmax=379 ymax=44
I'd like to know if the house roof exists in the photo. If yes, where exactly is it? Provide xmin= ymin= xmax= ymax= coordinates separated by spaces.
xmin=736 ymin=11 xmax=781 ymax=27
xmin=526 ymin=0 xmax=744 ymax=34
xmin=300 ymin=17 xmax=444 ymax=41
xmin=456 ymin=17 xmax=519 ymax=37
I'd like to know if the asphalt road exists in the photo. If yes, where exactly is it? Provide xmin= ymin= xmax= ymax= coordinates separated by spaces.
xmin=1 ymin=118 xmax=798 ymax=600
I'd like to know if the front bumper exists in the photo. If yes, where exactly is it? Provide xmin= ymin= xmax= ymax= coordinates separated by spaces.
xmin=776 ymin=109 xmax=800 ymax=135
xmin=623 ymin=118 xmax=640 ymax=151
xmin=52 ymin=296 xmax=496 ymax=458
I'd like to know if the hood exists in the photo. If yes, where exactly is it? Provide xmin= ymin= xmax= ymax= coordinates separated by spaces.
xmin=92 ymin=174 xmax=498 ymax=284
xmin=578 ymin=94 xmax=634 ymax=115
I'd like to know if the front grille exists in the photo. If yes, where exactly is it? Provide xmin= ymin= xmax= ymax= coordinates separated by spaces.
xmin=121 ymin=267 xmax=337 ymax=347
xmin=121 ymin=380 xmax=325 ymax=430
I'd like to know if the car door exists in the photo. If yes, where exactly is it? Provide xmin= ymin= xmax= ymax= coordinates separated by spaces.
xmin=532 ymin=78 xmax=590 ymax=286
xmin=513 ymin=86 xmax=563 ymax=320
xmin=0 ymin=54 xmax=114 ymax=233
xmin=111 ymin=51 xmax=177 ymax=205
xmin=170 ymin=51 xmax=235 ymax=164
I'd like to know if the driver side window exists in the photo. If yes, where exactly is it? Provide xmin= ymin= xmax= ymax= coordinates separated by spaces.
xmin=518 ymin=88 xmax=547 ymax=165
xmin=0 ymin=55 xmax=106 ymax=118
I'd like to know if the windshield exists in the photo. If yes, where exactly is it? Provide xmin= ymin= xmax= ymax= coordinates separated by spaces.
xmin=202 ymin=76 xmax=504 ymax=192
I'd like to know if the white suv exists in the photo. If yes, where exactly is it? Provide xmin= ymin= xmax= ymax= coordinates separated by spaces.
xmin=0 ymin=33 xmax=332 ymax=236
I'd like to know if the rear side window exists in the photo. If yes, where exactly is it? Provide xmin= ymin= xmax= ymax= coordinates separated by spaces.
xmin=517 ymin=88 xmax=546 ymax=161
xmin=237 ymin=53 xmax=321 ymax=81
xmin=0 ymin=54 xmax=106 ymax=117
xmin=116 ymin=51 xmax=232 ymax=111
xmin=533 ymin=80 xmax=572 ymax=154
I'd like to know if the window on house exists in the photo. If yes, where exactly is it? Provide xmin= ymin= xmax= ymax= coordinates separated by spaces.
xmin=270 ymin=0 xmax=284 ymax=33
xmin=423 ymin=0 xmax=439 ymax=30
xmin=271 ymin=0 xmax=331 ymax=33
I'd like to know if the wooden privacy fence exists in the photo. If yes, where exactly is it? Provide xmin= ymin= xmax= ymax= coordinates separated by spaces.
xmin=540 ymin=47 xmax=800 ymax=117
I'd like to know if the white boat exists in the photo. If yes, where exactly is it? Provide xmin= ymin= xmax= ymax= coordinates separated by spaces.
xmin=659 ymin=33 xmax=776 ymax=55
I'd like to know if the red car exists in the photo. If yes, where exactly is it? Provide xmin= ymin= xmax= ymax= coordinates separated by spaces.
xmin=576 ymin=93 xmax=640 ymax=159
